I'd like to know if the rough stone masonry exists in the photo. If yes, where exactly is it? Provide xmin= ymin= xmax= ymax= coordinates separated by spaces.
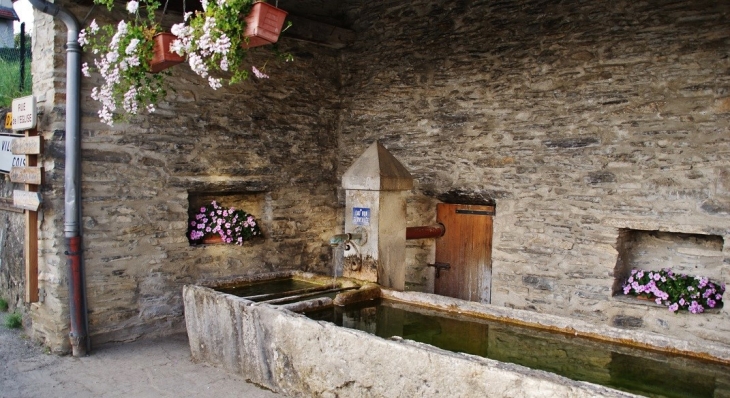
xmin=337 ymin=0 xmax=730 ymax=348
xmin=0 ymin=0 xmax=728 ymax=355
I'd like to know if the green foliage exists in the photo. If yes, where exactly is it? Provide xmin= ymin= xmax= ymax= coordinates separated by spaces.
xmin=95 ymin=0 xmax=116 ymax=10
xmin=5 ymin=312 xmax=22 ymax=329
xmin=83 ymin=0 xmax=293 ymax=123
xmin=0 ymin=58 xmax=32 ymax=108
xmin=177 ymin=0 xmax=293 ymax=87
xmin=623 ymin=268 xmax=725 ymax=314
xmin=0 ymin=298 xmax=8 ymax=312
xmin=81 ymin=0 xmax=171 ymax=125
xmin=188 ymin=200 xmax=263 ymax=245
xmin=14 ymin=32 xmax=32 ymax=49
xmin=188 ymin=0 xmax=256 ymax=84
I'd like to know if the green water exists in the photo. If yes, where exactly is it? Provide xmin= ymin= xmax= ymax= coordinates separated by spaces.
xmin=305 ymin=299 xmax=730 ymax=398
xmin=215 ymin=278 xmax=321 ymax=300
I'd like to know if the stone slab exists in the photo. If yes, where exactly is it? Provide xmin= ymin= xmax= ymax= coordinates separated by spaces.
xmin=184 ymin=284 xmax=644 ymax=398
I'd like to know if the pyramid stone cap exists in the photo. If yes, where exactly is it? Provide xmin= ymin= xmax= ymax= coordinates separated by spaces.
xmin=342 ymin=142 xmax=414 ymax=191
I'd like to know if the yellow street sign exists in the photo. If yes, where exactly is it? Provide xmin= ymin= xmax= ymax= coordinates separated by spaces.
xmin=4 ymin=112 xmax=11 ymax=129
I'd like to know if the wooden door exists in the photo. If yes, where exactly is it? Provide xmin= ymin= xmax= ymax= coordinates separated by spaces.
xmin=434 ymin=203 xmax=494 ymax=303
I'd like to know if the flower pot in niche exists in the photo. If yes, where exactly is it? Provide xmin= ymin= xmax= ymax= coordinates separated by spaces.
xmin=150 ymin=32 xmax=185 ymax=73
xmin=243 ymin=2 xmax=288 ymax=49
xmin=202 ymin=234 xmax=223 ymax=244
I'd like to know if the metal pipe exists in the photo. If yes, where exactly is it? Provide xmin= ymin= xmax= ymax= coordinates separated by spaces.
xmin=329 ymin=233 xmax=363 ymax=247
xmin=27 ymin=0 xmax=88 ymax=356
xmin=65 ymin=236 xmax=86 ymax=356
xmin=406 ymin=224 xmax=445 ymax=240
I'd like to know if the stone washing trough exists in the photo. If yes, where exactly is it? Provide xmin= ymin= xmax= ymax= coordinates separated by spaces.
xmin=184 ymin=271 xmax=730 ymax=398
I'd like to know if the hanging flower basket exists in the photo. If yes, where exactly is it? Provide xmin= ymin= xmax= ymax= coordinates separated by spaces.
xmin=170 ymin=0 xmax=293 ymax=89
xmin=150 ymin=32 xmax=185 ymax=73
xmin=243 ymin=2 xmax=288 ymax=49
xmin=79 ymin=0 xmax=182 ymax=125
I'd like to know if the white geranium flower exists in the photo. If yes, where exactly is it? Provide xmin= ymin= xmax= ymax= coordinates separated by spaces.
xmin=126 ymin=1 xmax=139 ymax=14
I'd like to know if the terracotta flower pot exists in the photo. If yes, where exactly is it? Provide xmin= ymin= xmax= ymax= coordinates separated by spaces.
xmin=243 ymin=2 xmax=288 ymax=49
xmin=150 ymin=32 xmax=185 ymax=73
xmin=201 ymin=233 xmax=223 ymax=244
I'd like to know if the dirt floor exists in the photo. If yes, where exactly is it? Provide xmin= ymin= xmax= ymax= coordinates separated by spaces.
xmin=0 ymin=312 xmax=283 ymax=398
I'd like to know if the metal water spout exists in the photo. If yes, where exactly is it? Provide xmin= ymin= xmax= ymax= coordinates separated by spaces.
xmin=329 ymin=233 xmax=363 ymax=247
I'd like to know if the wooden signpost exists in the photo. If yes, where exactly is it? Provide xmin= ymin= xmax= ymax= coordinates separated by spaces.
xmin=11 ymin=136 xmax=43 ymax=155
xmin=11 ymin=166 xmax=43 ymax=186
xmin=9 ymin=95 xmax=40 ymax=303
xmin=10 ymin=136 xmax=44 ymax=187
xmin=13 ymin=190 xmax=42 ymax=211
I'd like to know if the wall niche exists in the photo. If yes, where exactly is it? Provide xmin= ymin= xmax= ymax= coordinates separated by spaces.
xmin=187 ymin=191 xmax=267 ymax=245
xmin=612 ymin=229 xmax=725 ymax=296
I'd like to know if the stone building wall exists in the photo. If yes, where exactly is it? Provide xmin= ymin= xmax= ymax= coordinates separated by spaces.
xmin=29 ymin=6 xmax=75 ymax=353
xmin=0 ymin=4 xmax=73 ymax=346
xmin=0 ymin=111 xmax=26 ymax=314
xmin=27 ymin=0 xmax=342 ymax=352
xmin=17 ymin=0 xmax=730 ymax=354
xmin=338 ymin=0 xmax=730 ymax=346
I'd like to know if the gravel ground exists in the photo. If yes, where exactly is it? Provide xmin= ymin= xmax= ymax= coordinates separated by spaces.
xmin=0 ymin=312 xmax=283 ymax=398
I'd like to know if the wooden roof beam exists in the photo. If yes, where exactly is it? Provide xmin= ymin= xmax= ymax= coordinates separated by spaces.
xmin=284 ymin=14 xmax=355 ymax=49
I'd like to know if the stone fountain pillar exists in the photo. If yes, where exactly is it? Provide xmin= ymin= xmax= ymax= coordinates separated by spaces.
xmin=341 ymin=142 xmax=413 ymax=291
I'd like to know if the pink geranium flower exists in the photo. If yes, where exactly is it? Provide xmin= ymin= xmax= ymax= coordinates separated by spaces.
xmin=188 ymin=201 xmax=263 ymax=245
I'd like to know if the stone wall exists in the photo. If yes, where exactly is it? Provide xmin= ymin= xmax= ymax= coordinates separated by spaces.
xmin=28 ymin=0 xmax=342 ymax=352
xmin=338 ymin=0 xmax=730 ymax=346
xmin=1 ymin=3 xmax=72 ymax=343
xmin=19 ymin=0 xmax=730 ymax=354
xmin=0 ymin=110 xmax=26 ymax=314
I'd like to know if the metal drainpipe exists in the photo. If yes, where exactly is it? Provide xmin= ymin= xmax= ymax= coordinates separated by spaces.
xmin=27 ymin=0 xmax=88 ymax=357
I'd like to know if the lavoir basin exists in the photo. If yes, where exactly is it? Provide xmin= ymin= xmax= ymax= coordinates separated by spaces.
xmin=184 ymin=272 xmax=730 ymax=398
xmin=305 ymin=298 xmax=730 ymax=398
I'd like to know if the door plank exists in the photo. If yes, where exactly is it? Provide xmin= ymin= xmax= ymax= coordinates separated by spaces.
xmin=435 ymin=203 xmax=493 ymax=303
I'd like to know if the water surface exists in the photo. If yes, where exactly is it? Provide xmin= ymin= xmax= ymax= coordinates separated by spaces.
xmin=215 ymin=278 xmax=321 ymax=300
xmin=305 ymin=299 xmax=730 ymax=398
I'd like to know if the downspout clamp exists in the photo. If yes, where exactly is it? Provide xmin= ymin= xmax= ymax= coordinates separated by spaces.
xmin=27 ymin=0 xmax=88 ymax=357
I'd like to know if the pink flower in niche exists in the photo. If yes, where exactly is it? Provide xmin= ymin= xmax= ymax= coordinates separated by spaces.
xmin=189 ymin=201 xmax=263 ymax=245
xmin=252 ymin=66 xmax=269 ymax=79
xmin=621 ymin=268 xmax=724 ymax=314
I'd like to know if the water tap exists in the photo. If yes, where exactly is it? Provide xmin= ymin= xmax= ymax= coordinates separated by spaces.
xmin=328 ymin=233 xmax=362 ymax=247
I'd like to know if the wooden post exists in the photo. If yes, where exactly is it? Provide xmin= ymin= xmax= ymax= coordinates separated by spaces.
xmin=10 ymin=96 xmax=40 ymax=303
xmin=23 ymin=128 xmax=38 ymax=303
